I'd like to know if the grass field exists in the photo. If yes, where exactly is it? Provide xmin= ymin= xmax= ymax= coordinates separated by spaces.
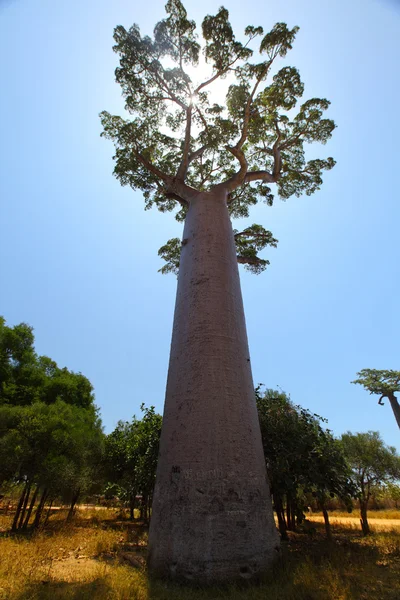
xmin=0 ymin=508 xmax=399 ymax=599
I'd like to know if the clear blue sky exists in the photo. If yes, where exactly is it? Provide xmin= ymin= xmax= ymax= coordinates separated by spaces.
xmin=1 ymin=0 xmax=399 ymax=449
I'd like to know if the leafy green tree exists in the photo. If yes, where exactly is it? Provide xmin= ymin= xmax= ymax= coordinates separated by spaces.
xmin=341 ymin=431 xmax=400 ymax=535
xmin=352 ymin=369 xmax=400 ymax=431
xmin=105 ymin=405 xmax=162 ymax=521
xmin=0 ymin=317 xmax=104 ymax=530
xmin=307 ymin=428 xmax=354 ymax=540
xmin=256 ymin=387 xmax=353 ymax=540
xmin=386 ymin=482 xmax=400 ymax=509
xmin=100 ymin=0 xmax=335 ymax=579
xmin=0 ymin=318 xmax=95 ymax=410
xmin=0 ymin=400 xmax=104 ymax=530
xmin=101 ymin=1 xmax=335 ymax=274
xmin=132 ymin=405 xmax=162 ymax=521
xmin=105 ymin=419 xmax=140 ymax=518
xmin=0 ymin=318 xmax=42 ymax=406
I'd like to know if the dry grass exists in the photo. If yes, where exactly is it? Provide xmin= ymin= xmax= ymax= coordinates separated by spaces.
xmin=318 ymin=509 xmax=400 ymax=520
xmin=0 ymin=509 xmax=400 ymax=599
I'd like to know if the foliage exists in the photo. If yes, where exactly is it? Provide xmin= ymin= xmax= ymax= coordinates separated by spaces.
xmin=0 ymin=316 xmax=104 ymax=529
xmin=158 ymin=225 xmax=278 ymax=275
xmin=352 ymin=369 xmax=400 ymax=430
xmin=0 ymin=400 xmax=104 ymax=527
xmin=0 ymin=317 xmax=95 ymax=409
xmin=352 ymin=369 xmax=400 ymax=400
xmin=256 ymin=387 xmax=353 ymax=537
xmin=341 ymin=431 xmax=400 ymax=534
xmin=100 ymin=0 xmax=336 ymax=274
xmin=105 ymin=404 xmax=162 ymax=519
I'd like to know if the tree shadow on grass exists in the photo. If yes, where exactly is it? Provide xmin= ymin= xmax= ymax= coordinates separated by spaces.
xmin=14 ymin=578 xmax=113 ymax=600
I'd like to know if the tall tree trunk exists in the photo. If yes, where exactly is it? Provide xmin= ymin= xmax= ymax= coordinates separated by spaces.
xmin=321 ymin=505 xmax=332 ymax=541
xmin=291 ymin=498 xmax=298 ymax=531
xmin=66 ymin=489 xmax=80 ymax=522
xmin=388 ymin=393 xmax=400 ymax=430
xmin=360 ymin=499 xmax=370 ymax=535
xmin=148 ymin=189 xmax=279 ymax=583
xmin=18 ymin=482 xmax=31 ymax=529
xmin=286 ymin=493 xmax=297 ymax=531
xmin=11 ymin=484 xmax=27 ymax=532
xmin=44 ymin=498 xmax=54 ymax=526
xmin=274 ymin=495 xmax=288 ymax=541
xmin=286 ymin=495 xmax=292 ymax=530
xmin=33 ymin=488 xmax=48 ymax=529
xmin=22 ymin=485 xmax=39 ymax=530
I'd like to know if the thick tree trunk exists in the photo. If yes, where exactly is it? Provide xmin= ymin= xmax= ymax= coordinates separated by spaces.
xmin=360 ymin=500 xmax=370 ymax=535
xmin=286 ymin=494 xmax=297 ymax=531
xmin=322 ymin=506 xmax=332 ymax=541
xmin=66 ymin=489 xmax=80 ymax=522
xmin=274 ymin=495 xmax=288 ymax=541
xmin=148 ymin=189 xmax=279 ymax=583
xmin=388 ymin=393 xmax=400 ymax=430
xmin=33 ymin=488 xmax=48 ymax=529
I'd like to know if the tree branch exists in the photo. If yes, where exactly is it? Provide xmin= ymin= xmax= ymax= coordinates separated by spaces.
xmin=176 ymin=105 xmax=193 ymax=180
xmin=194 ymin=35 xmax=256 ymax=95
xmin=132 ymin=146 xmax=171 ymax=183
xmin=235 ymin=59 xmax=274 ymax=152
xmin=272 ymin=120 xmax=282 ymax=179
xmin=129 ymin=46 xmax=189 ymax=111
xmin=237 ymin=255 xmax=264 ymax=266
xmin=188 ymin=145 xmax=207 ymax=164
xmin=244 ymin=170 xmax=275 ymax=183
xmin=215 ymin=146 xmax=248 ymax=192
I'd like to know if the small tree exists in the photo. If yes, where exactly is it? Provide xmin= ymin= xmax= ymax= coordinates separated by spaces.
xmin=105 ymin=405 xmax=162 ymax=520
xmin=307 ymin=429 xmax=354 ymax=540
xmin=341 ymin=431 xmax=400 ymax=535
xmin=0 ymin=400 xmax=104 ymax=530
xmin=352 ymin=369 xmax=400 ymax=431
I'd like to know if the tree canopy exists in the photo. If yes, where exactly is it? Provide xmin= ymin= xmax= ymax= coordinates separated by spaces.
xmin=0 ymin=316 xmax=104 ymax=530
xmin=100 ymin=0 xmax=335 ymax=274
xmin=341 ymin=431 xmax=400 ymax=534
xmin=105 ymin=404 xmax=162 ymax=520
xmin=352 ymin=369 xmax=400 ymax=430
xmin=256 ymin=387 xmax=353 ymax=539
xmin=0 ymin=317 xmax=95 ymax=409
xmin=352 ymin=369 xmax=400 ymax=401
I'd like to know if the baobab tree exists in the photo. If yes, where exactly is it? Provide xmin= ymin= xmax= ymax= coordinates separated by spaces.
xmin=101 ymin=0 xmax=335 ymax=583
xmin=352 ymin=369 xmax=400 ymax=430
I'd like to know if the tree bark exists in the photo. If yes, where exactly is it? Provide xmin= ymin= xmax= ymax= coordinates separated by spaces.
xmin=11 ymin=484 xmax=27 ymax=532
xmin=44 ymin=498 xmax=54 ymax=526
xmin=33 ymin=488 xmax=48 ymax=529
xmin=274 ymin=495 xmax=288 ymax=541
xmin=148 ymin=189 xmax=279 ymax=583
xmin=388 ymin=393 xmax=400 ymax=430
xmin=22 ymin=485 xmax=39 ymax=530
xmin=360 ymin=500 xmax=370 ymax=535
xmin=285 ymin=495 xmax=291 ymax=530
xmin=66 ymin=489 xmax=80 ymax=522
xmin=321 ymin=505 xmax=332 ymax=541
xmin=18 ymin=482 xmax=31 ymax=529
